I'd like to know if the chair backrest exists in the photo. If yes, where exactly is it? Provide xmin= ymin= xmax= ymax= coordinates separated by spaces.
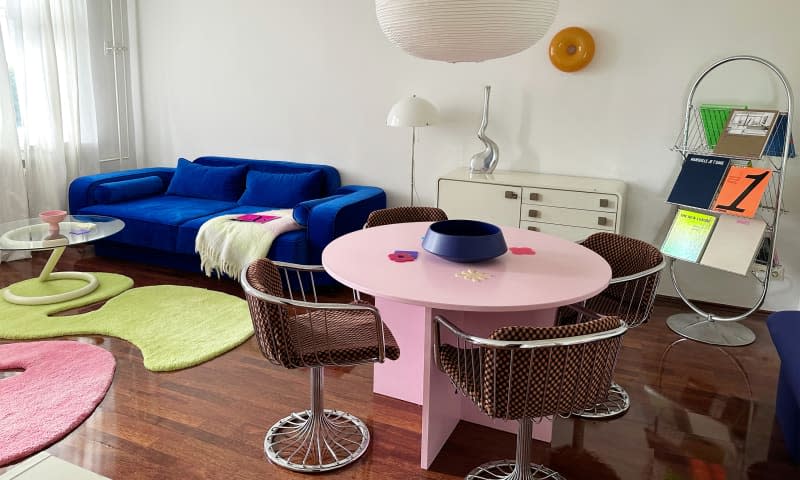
xmin=243 ymin=259 xmax=300 ymax=367
xmin=243 ymin=259 xmax=387 ymax=369
xmin=581 ymin=232 xmax=664 ymax=327
xmin=364 ymin=206 xmax=448 ymax=228
xmin=582 ymin=232 xmax=663 ymax=278
xmin=437 ymin=316 xmax=624 ymax=421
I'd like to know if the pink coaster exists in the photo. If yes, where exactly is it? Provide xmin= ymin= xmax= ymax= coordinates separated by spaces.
xmin=388 ymin=250 xmax=419 ymax=263
xmin=0 ymin=341 xmax=116 ymax=466
xmin=510 ymin=247 xmax=536 ymax=255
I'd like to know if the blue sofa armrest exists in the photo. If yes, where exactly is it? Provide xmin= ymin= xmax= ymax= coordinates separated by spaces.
xmin=68 ymin=168 xmax=176 ymax=212
xmin=306 ymin=185 xmax=387 ymax=261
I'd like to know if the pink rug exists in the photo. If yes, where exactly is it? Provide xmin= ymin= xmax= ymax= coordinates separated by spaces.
xmin=0 ymin=341 xmax=115 ymax=466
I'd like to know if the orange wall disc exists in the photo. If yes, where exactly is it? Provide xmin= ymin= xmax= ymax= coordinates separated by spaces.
xmin=549 ymin=27 xmax=595 ymax=73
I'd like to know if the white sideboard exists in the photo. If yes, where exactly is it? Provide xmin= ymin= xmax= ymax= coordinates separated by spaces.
xmin=437 ymin=168 xmax=626 ymax=242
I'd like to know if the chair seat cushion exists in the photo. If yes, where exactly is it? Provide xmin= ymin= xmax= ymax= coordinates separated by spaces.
xmin=288 ymin=309 xmax=400 ymax=367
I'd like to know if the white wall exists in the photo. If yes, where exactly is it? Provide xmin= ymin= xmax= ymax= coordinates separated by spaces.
xmin=132 ymin=0 xmax=800 ymax=311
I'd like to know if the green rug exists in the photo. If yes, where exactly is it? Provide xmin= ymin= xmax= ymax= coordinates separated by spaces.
xmin=0 ymin=274 xmax=254 ymax=371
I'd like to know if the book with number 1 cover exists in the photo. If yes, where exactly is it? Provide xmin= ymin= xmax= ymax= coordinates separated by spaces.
xmin=711 ymin=166 xmax=772 ymax=218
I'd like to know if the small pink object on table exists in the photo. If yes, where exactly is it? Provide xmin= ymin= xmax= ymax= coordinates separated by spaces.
xmin=322 ymin=222 xmax=611 ymax=469
xmin=38 ymin=210 xmax=67 ymax=233
xmin=388 ymin=250 xmax=418 ymax=263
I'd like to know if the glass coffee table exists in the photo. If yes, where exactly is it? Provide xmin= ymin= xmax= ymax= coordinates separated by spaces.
xmin=0 ymin=215 xmax=124 ymax=305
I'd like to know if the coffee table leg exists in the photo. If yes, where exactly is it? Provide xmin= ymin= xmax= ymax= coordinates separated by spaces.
xmin=2 ymin=246 xmax=99 ymax=306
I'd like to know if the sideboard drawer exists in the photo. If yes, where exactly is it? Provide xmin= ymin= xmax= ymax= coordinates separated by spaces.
xmin=522 ymin=187 xmax=618 ymax=213
xmin=521 ymin=221 xmax=603 ymax=242
xmin=521 ymin=205 xmax=616 ymax=231
xmin=438 ymin=179 xmax=522 ymax=227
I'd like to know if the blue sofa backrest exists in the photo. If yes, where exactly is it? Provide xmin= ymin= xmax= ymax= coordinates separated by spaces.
xmin=193 ymin=156 xmax=341 ymax=196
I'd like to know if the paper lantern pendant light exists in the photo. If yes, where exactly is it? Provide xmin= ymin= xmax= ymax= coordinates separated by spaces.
xmin=375 ymin=0 xmax=560 ymax=63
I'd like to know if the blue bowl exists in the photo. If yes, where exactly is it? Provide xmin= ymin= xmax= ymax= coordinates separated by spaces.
xmin=422 ymin=220 xmax=507 ymax=263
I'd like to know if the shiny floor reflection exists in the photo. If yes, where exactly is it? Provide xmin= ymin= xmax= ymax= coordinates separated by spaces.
xmin=0 ymin=247 xmax=798 ymax=479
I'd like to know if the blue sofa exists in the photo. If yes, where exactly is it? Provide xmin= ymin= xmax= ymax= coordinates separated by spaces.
xmin=767 ymin=310 xmax=800 ymax=462
xmin=68 ymin=156 xmax=386 ymax=273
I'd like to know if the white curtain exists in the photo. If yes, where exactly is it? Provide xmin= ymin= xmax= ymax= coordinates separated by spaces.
xmin=5 ymin=0 xmax=99 ymax=216
xmin=0 ymin=34 xmax=29 ymax=263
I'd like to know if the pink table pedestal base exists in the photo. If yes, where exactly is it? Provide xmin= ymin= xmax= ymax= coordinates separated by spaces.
xmin=373 ymin=297 xmax=555 ymax=469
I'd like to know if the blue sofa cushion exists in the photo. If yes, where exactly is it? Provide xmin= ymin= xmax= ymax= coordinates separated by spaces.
xmin=78 ymin=195 xmax=236 ymax=252
xmin=238 ymin=169 xmax=324 ymax=208
xmin=92 ymin=176 xmax=164 ymax=204
xmin=166 ymin=158 xmax=247 ymax=202
xmin=194 ymin=156 xmax=341 ymax=196
xmin=293 ymin=195 xmax=344 ymax=226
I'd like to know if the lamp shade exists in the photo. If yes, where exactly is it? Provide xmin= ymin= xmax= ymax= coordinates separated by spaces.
xmin=375 ymin=0 xmax=559 ymax=63
xmin=386 ymin=95 xmax=438 ymax=127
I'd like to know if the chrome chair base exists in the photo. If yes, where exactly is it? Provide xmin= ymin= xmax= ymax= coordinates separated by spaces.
xmin=264 ymin=408 xmax=370 ymax=473
xmin=573 ymin=381 xmax=630 ymax=419
xmin=466 ymin=460 xmax=565 ymax=480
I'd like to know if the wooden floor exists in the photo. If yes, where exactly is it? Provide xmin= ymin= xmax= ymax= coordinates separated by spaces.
xmin=1 ymin=247 xmax=798 ymax=479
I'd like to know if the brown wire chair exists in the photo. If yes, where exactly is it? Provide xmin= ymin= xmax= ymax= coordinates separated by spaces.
xmin=434 ymin=307 xmax=627 ymax=480
xmin=241 ymin=258 xmax=400 ymax=473
xmin=363 ymin=206 xmax=448 ymax=228
xmin=557 ymin=232 xmax=665 ymax=419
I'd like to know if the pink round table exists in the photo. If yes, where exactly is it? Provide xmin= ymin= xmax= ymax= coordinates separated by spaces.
xmin=322 ymin=222 xmax=611 ymax=468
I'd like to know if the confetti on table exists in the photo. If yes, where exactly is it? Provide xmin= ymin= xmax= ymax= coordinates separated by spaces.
xmin=455 ymin=269 xmax=491 ymax=282
xmin=510 ymin=247 xmax=536 ymax=255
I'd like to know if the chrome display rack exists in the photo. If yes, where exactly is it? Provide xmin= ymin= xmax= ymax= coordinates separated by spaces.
xmin=667 ymin=55 xmax=793 ymax=347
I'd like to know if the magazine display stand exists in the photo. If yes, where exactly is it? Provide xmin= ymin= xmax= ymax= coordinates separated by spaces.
xmin=667 ymin=55 xmax=793 ymax=347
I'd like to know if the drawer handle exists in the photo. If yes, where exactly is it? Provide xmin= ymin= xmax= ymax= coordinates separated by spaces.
xmin=599 ymin=198 xmax=610 ymax=208
xmin=504 ymin=191 xmax=518 ymax=199
xmin=598 ymin=217 xmax=608 ymax=226
xmin=529 ymin=192 xmax=540 ymax=201
xmin=528 ymin=209 xmax=540 ymax=218
xmin=527 ymin=226 xmax=539 ymax=232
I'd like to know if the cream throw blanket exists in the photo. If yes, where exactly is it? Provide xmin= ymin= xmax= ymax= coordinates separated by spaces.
xmin=195 ymin=209 xmax=302 ymax=278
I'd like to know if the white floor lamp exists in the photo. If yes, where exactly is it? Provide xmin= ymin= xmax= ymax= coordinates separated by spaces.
xmin=387 ymin=95 xmax=438 ymax=206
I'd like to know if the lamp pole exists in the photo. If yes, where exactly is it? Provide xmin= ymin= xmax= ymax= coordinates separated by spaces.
xmin=410 ymin=126 xmax=416 ymax=206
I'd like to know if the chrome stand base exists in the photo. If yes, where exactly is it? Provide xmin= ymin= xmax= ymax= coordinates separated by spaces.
xmin=573 ymin=381 xmax=630 ymax=419
xmin=466 ymin=461 xmax=564 ymax=480
xmin=264 ymin=408 xmax=370 ymax=472
xmin=666 ymin=313 xmax=756 ymax=347
xmin=2 ymin=246 xmax=99 ymax=306
xmin=467 ymin=418 xmax=564 ymax=479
